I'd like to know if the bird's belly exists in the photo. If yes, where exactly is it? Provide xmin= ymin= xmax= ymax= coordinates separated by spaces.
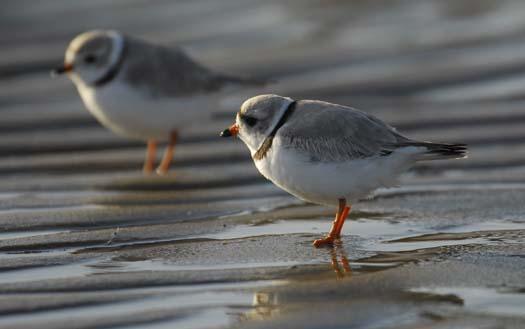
xmin=77 ymin=82 xmax=211 ymax=141
xmin=256 ymin=143 xmax=412 ymax=206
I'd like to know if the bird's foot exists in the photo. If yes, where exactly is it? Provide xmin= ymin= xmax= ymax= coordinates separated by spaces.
xmin=156 ymin=166 xmax=175 ymax=176
xmin=156 ymin=167 xmax=168 ymax=176
xmin=313 ymin=234 xmax=340 ymax=248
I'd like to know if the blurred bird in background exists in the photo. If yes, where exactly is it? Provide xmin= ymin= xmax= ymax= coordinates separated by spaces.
xmin=53 ymin=29 xmax=267 ymax=175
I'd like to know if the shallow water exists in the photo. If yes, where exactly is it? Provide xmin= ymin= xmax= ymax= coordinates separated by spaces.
xmin=0 ymin=230 xmax=68 ymax=241
xmin=0 ymin=281 xmax=279 ymax=329
xmin=411 ymin=287 xmax=525 ymax=317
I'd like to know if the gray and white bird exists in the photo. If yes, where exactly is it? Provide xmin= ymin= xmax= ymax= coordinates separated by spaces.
xmin=221 ymin=95 xmax=467 ymax=247
xmin=53 ymin=30 xmax=265 ymax=175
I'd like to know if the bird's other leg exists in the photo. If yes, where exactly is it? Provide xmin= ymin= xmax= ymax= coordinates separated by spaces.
xmin=313 ymin=199 xmax=351 ymax=247
xmin=156 ymin=131 xmax=178 ymax=175
xmin=143 ymin=139 xmax=157 ymax=175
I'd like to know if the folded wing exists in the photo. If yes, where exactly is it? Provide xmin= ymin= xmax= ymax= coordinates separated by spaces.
xmin=278 ymin=100 xmax=466 ymax=162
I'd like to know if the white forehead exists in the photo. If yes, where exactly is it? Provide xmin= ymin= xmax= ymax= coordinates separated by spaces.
xmin=65 ymin=30 xmax=121 ymax=63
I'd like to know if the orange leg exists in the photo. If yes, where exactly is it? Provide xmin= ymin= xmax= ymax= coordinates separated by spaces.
xmin=143 ymin=139 xmax=157 ymax=175
xmin=334 ymin=204 xmax=351 ymax=238
xmin=313 ymin=199 xmax=351 ymax=247
xmin=156 ymin=131 xmax=178 ymax=175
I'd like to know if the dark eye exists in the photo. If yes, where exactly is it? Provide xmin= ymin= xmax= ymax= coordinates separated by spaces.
xmin=84 ymin=54 xmax=97 ymax=64
xmin=243 ymin=116 xmax=258 ymax=127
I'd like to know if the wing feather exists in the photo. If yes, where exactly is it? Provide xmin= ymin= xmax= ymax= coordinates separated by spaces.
xmin=122 ymin=36 xmax=265 ymax=98
xmin=277 ymin=100 xmax=410 ymax=162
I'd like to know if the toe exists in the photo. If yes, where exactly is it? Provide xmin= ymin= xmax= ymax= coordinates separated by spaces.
xmin=313 ymin=236 xmax=335 ymax=248
xmin=156 ymin=167 xmax=168 ymax=176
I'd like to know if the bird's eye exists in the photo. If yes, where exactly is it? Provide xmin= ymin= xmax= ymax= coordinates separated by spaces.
xmin=243 ymin=116 xmax=258 ymax=127
xmin=84 ymin=54 xmax=97 ymax=64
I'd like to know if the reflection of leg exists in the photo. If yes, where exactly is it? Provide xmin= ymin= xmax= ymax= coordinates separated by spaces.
xmin=329 ymin=244 xmax=352 ymax=278
xmin=340 ymin=251 xmax=352 ymax=274
xmin=157 ymin=131 xmax=178 ymax=175
xmin=143 ymin=140 xmax=157 ymax=174
xmin=313 ymin=199 xmax=347 ymax=247
xmin=329 ymin=247 xmax=344 ymax=278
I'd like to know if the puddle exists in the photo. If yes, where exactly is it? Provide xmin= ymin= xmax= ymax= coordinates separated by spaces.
xmin=370 ymin=237 xmax=490 ymax=252
xmin=0 ymin=261 xmax=95 ymax=284
xmin=108 ymin=259 xmax=308 ymax=272
xmin=443 ymin=220 xmax=525 ymax=233
xmin=74 ymin=215 xmax=405 ymax=253
xmin=0 ymin=280 xmax=282 ymax=328
xmin=202 ymin=218 xmax=525 ymax=253
xmin=1 ymin=217 xmax=523 ymax=288
xmin=0 ymin=249 xmax=69 ymax=259
xmin=0 ymin=204 xmax=104 ymax=215
xmin=0 ymin=254 xmax=300 ymax=285
xmin=0 ymin=230 xmax=68 ymax=241
xmin=86 ymin=217 xmax=514 ymax=276
xmin=105 ymin=280 xmax=286 ymax=295
xmin=202 ymin=218 xmax=423 ymax=241
xmin=378 ymin=220 xmax=525 ymax=251
xmin=92 ymin=258 xmax=308 ymax=273
xmin=120 ymin=308 xmax=238 ymax=329
xmin=411 ymin=287 xmax=525 ymax=317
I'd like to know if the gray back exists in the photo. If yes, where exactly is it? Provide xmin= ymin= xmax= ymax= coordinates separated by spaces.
xmin=278 ymin=100 xmax=411 ymax=162
xmin=121 ymin=36 xmax=264 ymax=98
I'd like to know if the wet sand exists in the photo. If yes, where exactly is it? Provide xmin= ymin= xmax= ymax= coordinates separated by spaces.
xmin=1 ymin=0 xmax=525 ymax=328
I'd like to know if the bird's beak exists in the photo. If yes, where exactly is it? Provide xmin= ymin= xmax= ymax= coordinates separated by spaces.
xmin=51 ymin=63 xmax=74 ymax=77
xmin=220 ymin=123 xmax=239 ymax=137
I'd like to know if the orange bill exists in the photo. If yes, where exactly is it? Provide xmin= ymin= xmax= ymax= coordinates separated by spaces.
xmin=220 ymin=123 xmax=239 ymax=137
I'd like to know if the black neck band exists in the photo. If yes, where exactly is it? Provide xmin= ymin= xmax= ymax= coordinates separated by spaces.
xmin=93 ymin=40 xmax=127 ymax=87
xmin=253 ymin=100 xmax=297 ymax=160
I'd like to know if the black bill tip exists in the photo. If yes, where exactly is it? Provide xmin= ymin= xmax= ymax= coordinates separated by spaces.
xmin=51 ymin=67 xmax=65 ymax=77
xmin=220 ymin=129 xmax=232 ymax=137
xmin=50 ymin=63 xmax=73 ymax=78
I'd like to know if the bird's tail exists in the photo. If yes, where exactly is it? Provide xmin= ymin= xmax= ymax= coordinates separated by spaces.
xmin=415 ymin=142 xmax=468 ymax=160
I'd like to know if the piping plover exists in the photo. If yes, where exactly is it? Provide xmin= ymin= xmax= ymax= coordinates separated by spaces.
xmin=221 ymin=95 xmax=467 ymax=247
xmin=53 ymin=30 xmax=265 ymax=175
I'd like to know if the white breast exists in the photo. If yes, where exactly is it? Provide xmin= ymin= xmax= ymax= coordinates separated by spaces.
xmin=255 ymin=138 xmax=422 ymax=206
xmin=76 ymin=81 xmax=219 ymax=141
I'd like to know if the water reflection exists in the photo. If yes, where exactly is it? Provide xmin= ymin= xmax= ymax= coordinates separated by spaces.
xmin=240 ymin=291 xmax=280 ymax=321
xmin=329 ymin=242 xmax=353 ymax=279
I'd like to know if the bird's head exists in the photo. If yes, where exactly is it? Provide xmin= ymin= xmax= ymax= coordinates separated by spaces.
xmin=220 ymin=94 xmax=295 ymax=156
xmin=52 ymin=30 xmax=124 ymax=87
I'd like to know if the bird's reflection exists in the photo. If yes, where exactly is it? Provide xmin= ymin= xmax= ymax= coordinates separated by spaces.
xmin=240 ymin=291 xmax=280 ymax=321
xmin=239 ymin=241 xmax=353 ymax=323
xmin=329 ymin=241 xmax=352 ymax=279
